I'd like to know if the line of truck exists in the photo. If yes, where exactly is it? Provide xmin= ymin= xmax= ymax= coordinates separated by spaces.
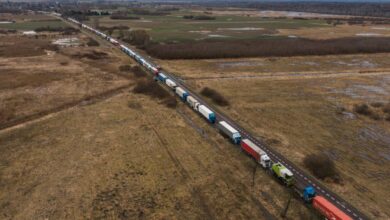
xmin=63 ymin=13 xmax=359 ymax=220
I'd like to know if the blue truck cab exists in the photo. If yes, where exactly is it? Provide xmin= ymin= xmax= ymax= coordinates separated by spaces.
xmin=303 ymin=186 xmax=316 ymax=203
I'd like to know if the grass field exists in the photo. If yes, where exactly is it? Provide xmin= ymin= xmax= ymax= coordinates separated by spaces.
xmin=86 ymin=10 xmax=330 ymax=43
xmin=0 ymin=20 xmax=69 ymax=30
xmin=164 ymin=55 xmax=390 ymax=219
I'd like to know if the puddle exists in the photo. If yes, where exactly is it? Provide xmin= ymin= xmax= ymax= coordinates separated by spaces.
xmin=217 ymin=27 xmax=264 ymax=31
xmin=371 ymin=27 xmax=390 ymax=30
xmin=358 ymin=126 xmax=390 ymax=161
xmin=216 ymin=61 xmax=263 ymax=68
xmin=333 ymin=59 xmax=377 ymax=68
xmin=189 ymin=30 xmax=211 ymax=34
xmin=208 ymin=34 xmax=229 ymax=38
xmin=355 ymin=33 xmax=383 ymax=37
xmin=327 ymin=76 xmax=390 ymax=102
xmin=52 ymin=37 xmax=80 ymax=47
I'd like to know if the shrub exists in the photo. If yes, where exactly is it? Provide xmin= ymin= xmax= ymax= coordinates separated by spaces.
xmin=370 ymin=102 xmax=384 ymax=108
xmin=119 ymin=65 xmax=132 ymax=72
xmin=162 ymin=96 xmax=178 ymax=109
xmin=131 ymin=66 xmax=147 ymax=77
xmin=353 ymin=103 xmax=372 ymax=116
xmin=200 ymin=87 xmax=229 ymax=106
xmin=133 ymin=79 xmax=170 ymax=99
xmin=369 ymin=113 xmax=381 ymax=120
xmin=86 ymin=38 xmax=99 ymax=47
xmin=383 ymin=103 xmax=390 ymax=113
xmin=303 ymin=153 xmax=339 ymax=181
xmin=145 ymin=37 xmax=390 ymax=59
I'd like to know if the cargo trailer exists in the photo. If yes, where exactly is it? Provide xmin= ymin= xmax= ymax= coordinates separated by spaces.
xmin=312 ymin=196 xmax=352 ymax=220
xmin=165 ymin=79 xmax=177 ymax=90
xmin=241 ymin=139 xmax=271 ymax=168
xmin=198 ymin=105 xmax=216 ymax=123
xmin=186 ymin=96 xmax=200 ymax=110
xmin=175 ymin=87 xmax=188 ymax=101
xmin=217 ymin=121 xmax=241 ymax=144
xmin=157 ymin=73 xmax=167 ymax=82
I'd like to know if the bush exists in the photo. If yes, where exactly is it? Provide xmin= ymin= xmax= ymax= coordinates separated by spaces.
xmin=200 ymin=87 xmax=229 ymax=106
xmin=131 ymin=66 xmax=147 ymax=77
xmin=119 ymin=65 xmax=132 ymax=72
xmin=162 ymin=96 xmax=178 ymax=109
xmin=133 ymin=79 xmax=170 ymax=99
xmin=110 ymin=14 xmax=140 ymax=20
xmin=122 ymin=29 xmax=150 ymax=47
xmin=145 ymin=37 xmax=390 ymax=59
xmin=303 ymin=153 xmax=339 ymax=181
xmin=383 ymin=103 xmax=390 ymax=113
xmin=353 ymin=103 xmax=372 ymax=116
xmin=183 ymin=15 xmax=216 ymax=20
xmin=370 ymin=102 xmax=384 ymax=108
xmin=86 ymin=38 xmax=99 ymax=47
xmin=369 ymin=113 xmax=381 ymax=120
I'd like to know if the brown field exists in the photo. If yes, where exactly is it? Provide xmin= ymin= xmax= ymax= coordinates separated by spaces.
xmin=0 ymin=32 xmax=131 ymax=128
xmin=0 ymin=91 xmax=318 ymax=219
xmin=164 ymin=56 xmax=390 ymax=219
xmin=0 ymin=15 xmax=318 ymax=220
xmin=159 ymin=53 xmax=390 ymax=80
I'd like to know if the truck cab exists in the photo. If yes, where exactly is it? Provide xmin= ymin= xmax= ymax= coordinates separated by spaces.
xmin=260 ymin=154 xmax=271 ymax=169
xmin=272 ymin=163 xmax=294 ymax=186
xmin=303 ymin=186 xmax=316 ymax=203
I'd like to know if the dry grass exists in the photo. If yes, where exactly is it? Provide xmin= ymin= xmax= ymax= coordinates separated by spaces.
xmin=0 ymin=35 xmax=129 ymax=127
xmin=0 ymin=36 xmax=56 ymax=57
xmin=0 ymin=93 xmax=314 ymax=219
xmin=171 ymin=72 xmax=390 ymax=219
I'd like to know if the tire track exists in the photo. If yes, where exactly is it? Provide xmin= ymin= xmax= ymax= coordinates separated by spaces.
xmin=0 ymin=84 xmax=132 ymax=132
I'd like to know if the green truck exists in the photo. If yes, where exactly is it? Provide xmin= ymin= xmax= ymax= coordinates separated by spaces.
xmin=272 ymin=162 xmax=294 ymax=186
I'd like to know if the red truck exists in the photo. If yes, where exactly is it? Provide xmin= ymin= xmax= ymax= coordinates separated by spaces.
xmin=241 ymin=139 xmax=271 ymax=168
xmin=312 ymin=196 xmax=352 ymax=220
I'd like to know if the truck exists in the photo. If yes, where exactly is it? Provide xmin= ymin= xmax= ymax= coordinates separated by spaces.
xmin=198 ymin=105 xmax=216 ymax=123
xmin=175 ymin=87 xmax=188 ymax=101
xmin=157 ymin=73 xmax=167 ymax=82
xmin=271 ymin=162 xmax=294 ymax=186
xmin=165 ymin=79 xmax=177 ymax=90
xmin=312 ymin=196 xmax=352 ymax=220
xmin=241 ymin=139 xmax=271 ymax=168
xmin=217 ymin=121 xmax=241 ymax=144
xmin=296 ymin=186 xmax=316 ymax=203
xmin=186 ymin=96 xmax=200 ymax=110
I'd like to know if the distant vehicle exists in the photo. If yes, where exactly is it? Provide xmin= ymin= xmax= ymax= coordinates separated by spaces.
xmin=217 ymin=121 xmax=241 ymax=144
xmin=175 ymin=87 xmax=188 ymax=101
xmin=165 ymin=78 xmax=177 ymax=90
xmin=186 ymin=96 xmax=200 ymax=110
xmin=157 ymin=73 xmax=167 ymax=82
xmin=198 ymin=105 xmax=216 ymax=123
